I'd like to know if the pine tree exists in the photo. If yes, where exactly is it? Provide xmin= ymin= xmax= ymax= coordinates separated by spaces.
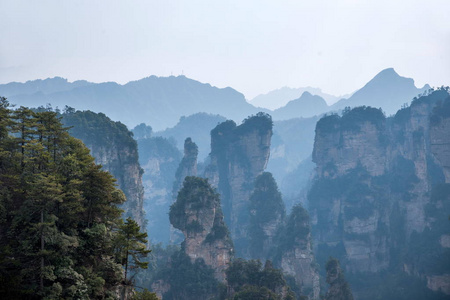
xmin=324 ymin=258 xmax=354 ymax=300
xmin=115 ymin=217 xmax=151 ymax=284
xmin=0 ymin=103 xmax=135 ymax=299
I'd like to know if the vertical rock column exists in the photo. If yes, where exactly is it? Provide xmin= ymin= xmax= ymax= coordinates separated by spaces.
xmin=204 ymin=113 xmax=273 ymax=256
xmin=169 ymin=176 xmax=233 ymax=282
xmin=171 ymin=138 xmax=199 ymax=243
xmin=277 ymin=205 xmax=320 ymax=300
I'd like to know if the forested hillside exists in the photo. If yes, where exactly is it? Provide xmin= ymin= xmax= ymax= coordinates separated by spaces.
xmin=0 ymin=98 xmax=151 ymax=299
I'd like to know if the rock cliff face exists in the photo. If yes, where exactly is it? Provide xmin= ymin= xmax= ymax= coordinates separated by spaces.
xmin=137 ymin=136 xmax=182 ymax=243
xmin=171 ymin=138 xmax=198 ymax=243
xmin=204 ymin=113 xmax=272 ymax=256
xmin=62 ymin=110 xmax=145 ymax=226
xmin=309 ymin=88 xmax=450 ymax=297
xmin=311 ymin=107 xmax=390 ymax=273
xmin=173 ymin=138 xmax=198 ymax=195
xmin=276 ymin=205 xmax=320 ymax=300
xmin=169 ymin=176 xmax=233 ymax=281
xmin=248 ymin=172 xmax=285 ymax=260
xmin=324 ymin=258 xmax=354 ymax=300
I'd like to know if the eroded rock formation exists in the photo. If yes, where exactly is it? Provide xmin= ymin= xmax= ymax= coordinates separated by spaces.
xmin=324 ymin=258 xmax=354 ymax=300
xmin=248 ymin=172 xmax=285 ymax=260
xmin=309 ymin=88 xmax=450 ymax=297
xmin=62 ymin=110 xmax=145 ymax=226
xmin=204 ymin=113 xmax=272 ymax=256
xmin=275 ymin=204 xmax=320 ymax=300
xmin=173 ymin=138 xmax=198 ymax=196
xmin=171 ymin=138 xmax=199 ymax=243
xmin=169 ymin=176 xmax=233 ymax=281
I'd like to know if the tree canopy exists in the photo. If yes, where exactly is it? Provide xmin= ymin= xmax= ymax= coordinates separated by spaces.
xmin=0 ymin=98 xmax=149 ymax=299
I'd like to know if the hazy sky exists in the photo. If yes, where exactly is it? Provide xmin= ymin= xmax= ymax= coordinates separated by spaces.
xmin=1 ymin=0 xmax=449 ymax=99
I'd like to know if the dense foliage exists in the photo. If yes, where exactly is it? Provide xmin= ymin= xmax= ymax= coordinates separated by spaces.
xmin=62 ymin=109 xmax=137 ymax=152
xmin=236 ymin=112 xmax=273 ymax=135
xmin=170 ymin=176 xmax=218 ymax=232
xmin=61 ymin=108 xmax=144 ymax=224
xmin=324 ymin=258 xmax=354 ymax=300
xmin=275 ymin=204 xmax=311 ymax=255
xmin=248 ymin=172 xmax=285 ymax=259
xmin=152 ymin=249 xmax=220 ymax=300
xmin=0 ymin=99 xmax=149 ymax=299
xmin=132 ymin=123 xmax=153 ymax=140
xmin=315 ymin=106 xmax=387 ymax=145
xmin=226 ymin=259 xmax=296 ymax=300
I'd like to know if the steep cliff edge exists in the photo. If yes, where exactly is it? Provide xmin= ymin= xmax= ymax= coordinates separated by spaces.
xmin=204 ymin=112 xmax=272 ymax=256
xmin=324 ymin=258 xmax=354 ymax=300
xmin=169 ymin=176 xmax=233 ymax=281
xmin=248 ymin=172 xmax=285 ymax=260
xmin=62 ymin=110 xmax=145 ymax=226
xmin=275 ymin=204 xmax=320 ymax=300
xmin=309 ymin=88 xmax=450 ymax=299
xmin=170 ymin=138 xmax=199 ymax=243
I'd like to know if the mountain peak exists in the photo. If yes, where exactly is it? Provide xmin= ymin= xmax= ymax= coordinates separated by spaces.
xmin=365 ymin=68 xmax=415 ymax=89
xmin=379 ymin=67 xmax=396 ymax=74
xmin=300 ymin=91 xmax=313 ymax=98
xmin=331 ymin=68 xmax=424 ymax=114
xmin=371 ymin=68 xmax=404 ymax=81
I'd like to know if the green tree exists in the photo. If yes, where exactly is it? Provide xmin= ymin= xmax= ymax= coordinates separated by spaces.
xmin=0 ymin=103 xmax=132 ymax=299
xmin=116 ymin=217 xmax=151 ymax=284
xmin=132 ymin=289 xmax=159 ymax=300
xmin=225 ymin=259 xmax=296 ymax=300
xmin=248 ymin=172 xmax=285 ymax=259
xmin=324 ymin=258 xmax=354 ymax=300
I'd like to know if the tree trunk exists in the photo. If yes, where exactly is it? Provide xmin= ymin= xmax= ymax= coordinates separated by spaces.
xmin=40 ymin=210 xmax=44 ymax=292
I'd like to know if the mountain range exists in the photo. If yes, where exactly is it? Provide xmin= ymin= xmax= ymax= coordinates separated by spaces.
xmin=250 ymin=86 xmax=344 ymax=109
xmin=0 ymin=68 xmax=430 ymax=130
xmin=0 ymin=75 xmax=262 ymax=131
xmin=266 ymin=68 xmax=430 ymax=119
xmin=330 ymin=68 xmax=430 ymax=114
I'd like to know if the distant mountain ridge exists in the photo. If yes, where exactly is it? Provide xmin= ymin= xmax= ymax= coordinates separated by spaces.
xmin=250 ymin=86 xmax=343 ymax=110
xmin=0 ymin=75 xmax=263 ymax=131
xmin=0 ymin=76 xmax=94 ymax=96
xmin=154 ymin=112 xmax=227 ymax=161
xmin=271 ymin=91 xmax=329 ymax=120
xmin=0 ymin=68 xmax=430 ymax=130
xmin=331 ymin=68 xmax=430 ymax=115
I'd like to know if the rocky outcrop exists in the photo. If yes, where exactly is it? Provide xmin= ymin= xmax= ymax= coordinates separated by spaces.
xmin=427 ymin=274 xmax=450 ymax=295
xmin=173 ymin=138 xmax=198 ymax=195
xmin=276 ymin=205 xmax=320 ymax=300
xmin=204 ymin=113 xmax=272 ymax=256
xmin=169 ymin=176 xmax=233 ymax=281
xmin=62 ymin=110 xmax=145 ymax=226
xmin=309 ymin=88 xmax=450 ymax=297
xmin=171 ymin=138 xmax=198 ymax=243
xmin=311 ymin=107 xmax=391 ymax=274
xmin=313 ymin=107 xmax=387 ymax=178
xmin=248 ymin=172 xmax=285 ymax=260
xmin=324 ymin=258 xmax=354 ymax=300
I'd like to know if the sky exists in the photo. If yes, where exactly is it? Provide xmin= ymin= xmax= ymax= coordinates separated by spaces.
xmin=1 ymin=0 xmax=449 ymax=99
